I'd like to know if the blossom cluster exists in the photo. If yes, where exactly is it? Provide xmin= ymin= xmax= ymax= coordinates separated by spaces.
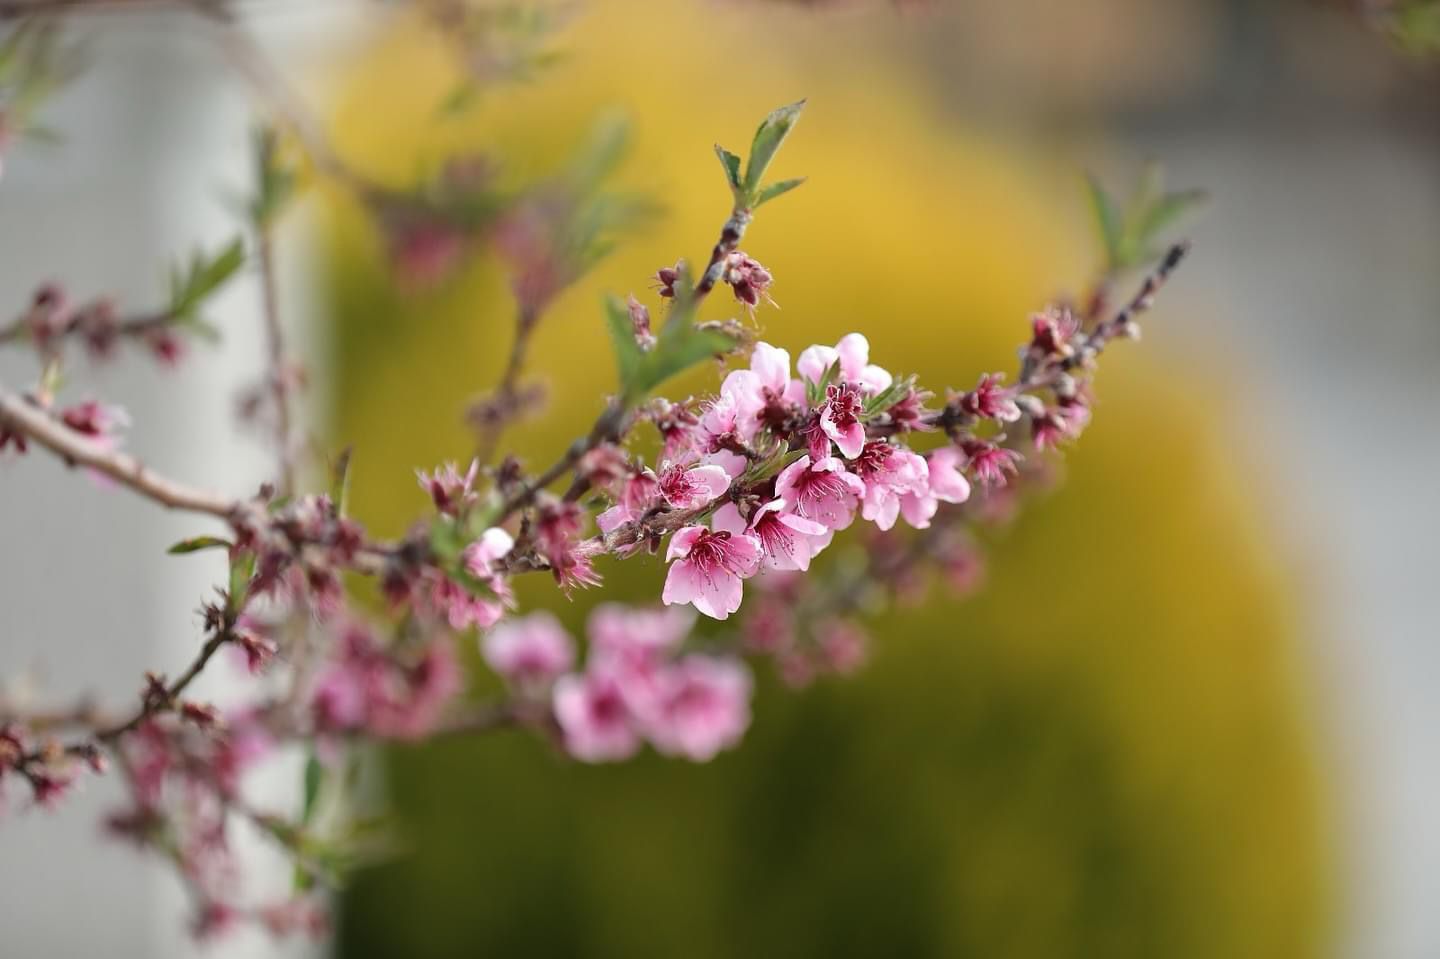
xmin=487 ymin=606 xmax=752 ymax=762
xmin=0 ymin=34 xmax=1192 ymax=940
xmin=598 ymin=332 xmax=981 ymax=621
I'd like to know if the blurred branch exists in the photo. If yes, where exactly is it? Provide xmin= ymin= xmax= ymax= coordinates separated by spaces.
xmin=0 ymin=382 xmax=240 ymax=517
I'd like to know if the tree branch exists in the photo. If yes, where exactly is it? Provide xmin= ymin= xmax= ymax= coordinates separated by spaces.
xmin=0 ymin=384 xmax=240 ymax=518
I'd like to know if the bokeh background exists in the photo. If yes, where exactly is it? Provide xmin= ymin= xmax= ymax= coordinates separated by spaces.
xmin=2 ymin=0 xmax=1438 ymax=956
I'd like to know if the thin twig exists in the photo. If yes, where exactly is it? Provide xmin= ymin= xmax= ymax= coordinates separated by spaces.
xmin=473 ymin=306 xmax=538 ymax=466
xmin=95 ymin=626 xmax=235 ymax=741
xmin=0 ymin=310 xmax=172 ymax=349
xmin=256 ymin=227 xmax=297 ymax=495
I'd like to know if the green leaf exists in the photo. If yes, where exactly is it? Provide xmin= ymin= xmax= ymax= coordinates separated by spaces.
xmin=805 ymin=359 xmax=841 ymax=406
xmin=568 ymin=112 xmax=630 ymax=193
xmin=862 ymin=374 xmax=916 ymax=417
xmin=638 ymin=325 xmax=738 ymax=396
xmin=167 ymin=535 xmax=233 ymax=555
xmin=603 ymin=295 xmax=644 ymax=394
xmin=428 ymin=517 xmax=466 ymax=564
xmin=616 ymin=292 xmax=740 ymax=402
xmin=714 ymin=145 xmax=743 ymax=193
xmin=250 ymin=125 xmax=298 ymax=229
xmin=1138 ymin=189 xmax=1208 ymax=248
xmin=169 ymin=237 xmax=246 ymax=320
xmin=743 ymin=99 xmax=806 ymax=198
xmin=227 ymin=550 xmax=257 ymax=615
xmin=329 ymin=446 xmax=354 ymax=519
xmin=754 ymin=176 xmax=806 ymax=208
xmin=300 ymin=754 xmax=324 ymax=825
xmin=1085 ymin=174 xmax=1124 ymax=270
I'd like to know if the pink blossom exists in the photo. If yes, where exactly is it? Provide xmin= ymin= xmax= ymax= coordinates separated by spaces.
xmin=925 ymin=446 xmax=973 ymax=504
xmin=713 ymin=500 xmax=828 ymax=572
xmin=720 ymin=341 xmax=805 ymax=441
xmin=481 ymin=611 xmax=575 ymax=686
xmin=310 ymin=663 xmax=370 ymax=732
xmin=1028 ymin=306 xmax=1081 ymax=360
xmin=59 ymin=399 xmax=130 ymax=448
xmin=644 ymin=656 xmax=752 ymax=761
xmin=775 ymin=455 xmax=865 ymax=531
xmin=585 ymin=605 xmax=696 ymax=721
xmin=387 ymin=219 xmax=469 ymax=289
xmin=375 ymin=640 xmax=463 ymax=738
xmin=651 ymin=400 xmax=701 ymax=463
xmin=1032 ymin=393 xmax=1092 ymax=451
xmin=426 ymin=573 xmax=510 ymax=631
xmin=961 ymin=439 xmax=1022 ymax=488
xmin=891 ymin=445 xmax=971 ymax=530
xmin=884 ymin=385 xmax=935 ymax=433
xmin=654 ymin=261 xmax=682 ymax=299
xmin=625 ymin=293 xmax=655 ymax=350
xmin=662 ymin=526 xmax=762 ymax=620
xmin=146 ymin=329 xmax=186 ymax=366
xmin=550 ymin=538 xmax=605 ymax=594
xmin=461 ymin=527 xmax=514 ymax=579
xmin=210 ymin=713 xmax=275 ymax=798
xmin=958 ymin=373 xmax=1022 ymax=423
xmin=819 ymin=381 xmax=867 ymax=459
xmin=816 ymin=619 xmax=869 ymax=676
xmin=797 ymin=332 xmax=892 ymax=394
xmin=587 ymin=604 xmax=694 ymax=661
xmin=597 ymin=467 xmax=661 ymax=534
xmin=552 ymin=669 xmax=641 ymax=762
xmin=657 ymin=462 xmax=730 ymax=510
xmin=721 ymin=250 xmax=774 ymax=310
xmin=853 ymin=441 xmax=930 ymax=530
xmin=416 ymin=459 xmax=479 ymax=516
xmin=0 ymin=423 xmax=28 ymax=454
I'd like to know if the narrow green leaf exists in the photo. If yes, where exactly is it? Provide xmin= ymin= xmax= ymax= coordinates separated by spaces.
xmin=1138 ymin=189 xmax=1208 ymax=248
xmin=167 ymin=535 xmax=232 ymax=556
xmin=329 ymin=446 xmax=354 ymax=519
xmin=862 ymin=374 xmax=916 ymax=417
xmin=743 ymin=99 xmax=806 ymax=198
xmin=637 ymin=326 xmax=739 ymax=395
xmin=714 ymin=145 xmax=743 ymax=192
xmin=170 ymin=237 xmax=246 ymax=319
xmin=250 ymin=126 xmax=298 ymax=229
xmin=1085 ymin=174 xmax=1123 ymax=270
xmin=805 ymin=359 xmax=841 ymax=406
xmin=300 ymin=754 xmax=323 ymax=825
xmin=227 ymin=550 xmax=257 ymax=615
xmin=754 ymin=176 xmax=806 ymax=208
xmin=568 ymin=112 xmax=630 ymax=193
xmin=603 ymin=295 xmax=645 ymax=395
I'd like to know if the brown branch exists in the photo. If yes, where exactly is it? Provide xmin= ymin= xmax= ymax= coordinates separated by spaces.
xmin=472 ymin=306 xmax=539 ymax=466
xmin=95 ymin=626 xmax=235 ymax=742
xmin=256 ymin=228 xmax=297 ymax=495
xmin=0 ymin=309 xmax=173 ymax=350
xmin=692 ymin=207 xmax=752 ymax=300
xmin=0 ymin=384 xmax=240 ymax=517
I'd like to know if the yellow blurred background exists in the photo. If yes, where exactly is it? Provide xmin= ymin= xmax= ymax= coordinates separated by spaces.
xmin=317 ymin=1 xmax=1335 ymax=956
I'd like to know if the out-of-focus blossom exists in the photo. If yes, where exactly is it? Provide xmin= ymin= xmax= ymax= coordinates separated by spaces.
xmin=481 ymin=611 xmax=575 ymax=687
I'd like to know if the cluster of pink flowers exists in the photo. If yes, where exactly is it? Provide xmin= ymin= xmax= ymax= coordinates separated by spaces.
xmin=0 ymin=55 xmax=1189 ymax=943
xmin=592 ymin=333 xmax=984 ymax=623
xmin=484 ymin=606 xmax=753 ymax=763
xmin=309 ymin=624 xmax=463 ymax=740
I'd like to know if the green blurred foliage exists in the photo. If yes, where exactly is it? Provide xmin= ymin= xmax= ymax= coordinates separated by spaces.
xmin=318 ymin=2 xmax=1332 ymax=955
